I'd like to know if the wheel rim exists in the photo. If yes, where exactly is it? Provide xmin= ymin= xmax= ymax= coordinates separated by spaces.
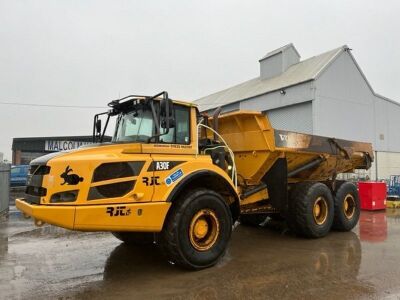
xmin=189 ymin=209 xmax=220 ymax=251
xmin=313 ymin=196 xmax=328 ymax=225
xmin=343 ymin=194 xmax=356 ymax=219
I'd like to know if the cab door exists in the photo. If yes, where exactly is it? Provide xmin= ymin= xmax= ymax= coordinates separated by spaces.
xmin=148 ymin=105 xmax=196 ymax=201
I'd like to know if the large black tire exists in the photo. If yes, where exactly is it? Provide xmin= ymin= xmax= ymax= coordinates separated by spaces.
xmin=239 ymin=214 xmax=267 ymax=227
xmin=288 ymin=182 xmax=334 ymax=238
xmin=159 ymin=188 xmax=232 ymax=270
xmin=332 ymin=182 xmax=360 ymax=231
xmin=111 ymin=232 xmax=155 ymax=246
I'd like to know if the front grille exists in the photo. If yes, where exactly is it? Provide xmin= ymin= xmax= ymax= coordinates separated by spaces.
xmin=25 ymin=163 xmax=50 ymax=204
xmin=26 ymin=186 xmax=47 ymax=197
xmin=24 ymin=185 xmax=47 ymax=205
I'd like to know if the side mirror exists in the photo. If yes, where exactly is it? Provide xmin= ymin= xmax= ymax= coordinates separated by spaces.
xmin=161 ymin=118 xmax=176 ymax=129
xmin=96 ymin=119 xmax=102 ymax=137
xmin=160 ymin=97 xmax=175 ymax=130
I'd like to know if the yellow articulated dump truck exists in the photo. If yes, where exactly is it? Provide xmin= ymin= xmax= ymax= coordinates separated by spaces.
xmin=16 ymin=91 xmax=373 ymax=269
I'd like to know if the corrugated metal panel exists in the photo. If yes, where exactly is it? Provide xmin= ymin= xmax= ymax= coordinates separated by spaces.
xmin=0 ymin=163 xmax=10 ymax=215
xmin=265 ymin=102 xmax=313 ymax=134
xmin=195 ymin=46 xmax=343 ymax=112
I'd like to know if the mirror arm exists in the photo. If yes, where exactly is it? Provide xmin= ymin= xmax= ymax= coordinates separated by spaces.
xmin=100 ymin=114 xmax=111 ymax=143
xmin=149 ymin=100 xmax=160 ymax=136
xmin=92 ymin=111 xmax=109 ymax=143
xmin=164 ymin=91 xmax=170 ymax=134
xmin=93 ymin=115 xmax=98 ymax=143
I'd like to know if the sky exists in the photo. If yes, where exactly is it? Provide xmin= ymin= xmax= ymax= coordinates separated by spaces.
xmin=1 ymin=0 xmax=400 ymax=161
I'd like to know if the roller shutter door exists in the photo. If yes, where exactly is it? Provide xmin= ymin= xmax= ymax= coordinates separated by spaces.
xmin=264 ymin=101 xmax=313 ymax=134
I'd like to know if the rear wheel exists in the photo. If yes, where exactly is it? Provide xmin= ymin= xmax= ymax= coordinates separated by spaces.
xmin=288 ymin=182 xmax=334 ymax=238
xmin=111 ymin=232 xmax=155 ymax=246
xmin=159 ymin=188 xmax=232 ymax=270
xmin=332 ymin=182 xmax=360 ymax=231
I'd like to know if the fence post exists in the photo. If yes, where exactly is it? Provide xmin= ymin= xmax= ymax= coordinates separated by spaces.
xmin=0 ymin=163 xmax=11 ymax=216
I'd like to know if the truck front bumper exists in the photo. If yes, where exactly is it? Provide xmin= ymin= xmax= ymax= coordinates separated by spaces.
xmin=15 ymin=199 xmax=171 ymax=232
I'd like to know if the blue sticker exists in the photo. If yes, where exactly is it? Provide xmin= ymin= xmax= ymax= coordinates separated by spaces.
xmin=165 ymin=169 xmax=184 ymax=186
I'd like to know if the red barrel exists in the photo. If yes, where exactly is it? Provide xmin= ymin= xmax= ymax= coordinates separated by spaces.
xmin=358 ymin=182 xmax=387 ymax=211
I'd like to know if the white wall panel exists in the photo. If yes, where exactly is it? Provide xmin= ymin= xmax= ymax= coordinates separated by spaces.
xmin=376 ymin=151 xmax=400 ymax=180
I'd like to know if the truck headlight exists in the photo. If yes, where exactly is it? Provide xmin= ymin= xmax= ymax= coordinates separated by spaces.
xmin=50 ymin=190 xmax=78 ymax=203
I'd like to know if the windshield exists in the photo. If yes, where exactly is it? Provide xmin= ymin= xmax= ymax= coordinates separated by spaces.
xmin=114 ymin=109 xmax=155 ymax=142
xmin=112 ymin=103 xmax=191 ymax=144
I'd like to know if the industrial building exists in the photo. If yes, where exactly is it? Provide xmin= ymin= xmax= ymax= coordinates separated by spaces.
xmin=195 ymin=44 xmax=400 ymax=180
xmin=12 ymin=135 xmax=111 ymax=165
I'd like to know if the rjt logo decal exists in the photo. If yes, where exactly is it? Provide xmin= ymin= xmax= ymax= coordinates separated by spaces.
xmin=106 ymin=206 xmax=131 ymax=217
xmin=142 ymin=176 xmax=161 ymax=186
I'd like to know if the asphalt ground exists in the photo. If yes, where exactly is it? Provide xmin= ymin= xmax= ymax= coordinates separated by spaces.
xmin=1 ymin=203 xmax=400 ymax=300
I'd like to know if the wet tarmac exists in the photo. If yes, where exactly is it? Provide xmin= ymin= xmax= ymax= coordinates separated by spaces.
xmin=1 ymin=207 xmax=400 ymax=300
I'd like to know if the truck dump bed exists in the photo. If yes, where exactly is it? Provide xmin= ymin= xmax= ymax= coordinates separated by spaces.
xmin=213 ymin=111 xmax=373 ymax=186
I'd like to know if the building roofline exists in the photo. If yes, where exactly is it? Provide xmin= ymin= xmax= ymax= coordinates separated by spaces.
xmin=313 ymin=45 xmax=347 ymax=80
xmin=200 ymin=78 xmax=315 ymax=113
xmin=315 ymin=46 xmax=400 ymax=107
xmin=259 ymin=43 xmax=301 ymax=62
xmin=375 ymin=93 xmax=400 ymax=107
xmin=196 ymin=44 xmax=400 ymax=112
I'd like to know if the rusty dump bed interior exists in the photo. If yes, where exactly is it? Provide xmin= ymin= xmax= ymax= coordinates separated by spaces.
xmin=212 ymin=111 xmax=373 ymax=186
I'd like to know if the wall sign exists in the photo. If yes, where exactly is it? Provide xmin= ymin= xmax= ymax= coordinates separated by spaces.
xmin=45 ymin=140 xmax=92 ymax=152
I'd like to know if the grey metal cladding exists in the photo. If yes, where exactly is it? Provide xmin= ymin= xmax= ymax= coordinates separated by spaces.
xmin=265 ymin=102 xmax=313 ymax=134
xmin=0 ymin=163 xmax=10 ymax=214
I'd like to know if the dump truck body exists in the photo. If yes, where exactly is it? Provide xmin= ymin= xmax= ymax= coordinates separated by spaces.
xmin=215 ymin=111 xmax=372 ymax=185
xmin=16 ymin=92 xmax=373 ymax=269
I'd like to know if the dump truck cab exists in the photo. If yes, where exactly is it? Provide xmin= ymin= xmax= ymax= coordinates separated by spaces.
xmin=17 ymin=92 xmax=238 ymax=229
xmin=17 ymin=91 xmax=373 ymax=270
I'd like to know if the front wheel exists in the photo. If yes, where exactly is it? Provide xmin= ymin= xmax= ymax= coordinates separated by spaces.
xmin=159 ymin=188 xmax=232 ymax=270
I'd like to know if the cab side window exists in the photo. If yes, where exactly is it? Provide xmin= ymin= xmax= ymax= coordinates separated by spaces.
xmin=175 ymin=106 xmax=190 ymax=144
xmin=159 ymin=105 xmax=190 ymax=144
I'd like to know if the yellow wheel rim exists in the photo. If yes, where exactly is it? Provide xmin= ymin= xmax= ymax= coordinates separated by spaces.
xmin=343 ymin=194 xmax=356 ymax=219
xmin=189 ymin=209 xmax=220 ymax=251
xmin=313 ymin=197 xmax=328 ymax=225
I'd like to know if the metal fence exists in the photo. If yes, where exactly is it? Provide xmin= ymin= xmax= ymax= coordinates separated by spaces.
xmin=0 ymin=163 xmax=10 ymax=216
